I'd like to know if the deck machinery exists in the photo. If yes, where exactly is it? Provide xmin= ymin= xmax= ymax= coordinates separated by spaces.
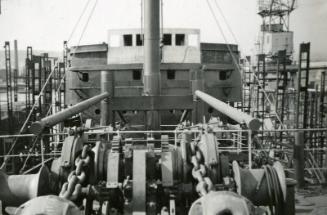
xmin=0 ymin=0 xmax=296 ymax=214
xmin=0 ymin=89 xmax=295 ymax=215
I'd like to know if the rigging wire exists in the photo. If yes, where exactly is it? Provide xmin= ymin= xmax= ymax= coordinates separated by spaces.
xmin=3 ymin=59 xmax=67 ymax=168
xmin=205 ymin=0 xmax=285 ymax=127
xmin=67 ymin=0 xmax=93 ymax=43
xmin=4 ymin=64 xmax=57 ymax=158
xmin=20 ymin=64 xmax=67 ymax=173
xmin=210 ymin=1 xmax=294 ymax=166
xmin=213 ymin=0 xmax=238 ymax=45
xmin=77 ymin=0 xmax=99 ymax=46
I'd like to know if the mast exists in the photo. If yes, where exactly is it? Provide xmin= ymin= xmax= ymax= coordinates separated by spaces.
xmin=143 ymin=0 xmax=160 ymax=129
xmin=143 ymin=0 xmax=160 ymax=96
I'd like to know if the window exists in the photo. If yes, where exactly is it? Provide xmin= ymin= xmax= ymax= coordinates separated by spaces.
xmin=133 ymin=70 xmax=142 ymax=80
xmin=81 ymin=73 xmax=89 ymax=82
xmin=123 ymin=34 xmax=133 ymax=46
xmin=219 ymin=70 xmax=232 ymax=80
xmin=167 ymin=70 xmax=176 ymax=80
xmin=136 ymin=34 xmax=143 ymax=46
xmin=176 ymin=34 xmax=185 ymax=46
xmin=162 ymin=34 xmax=172 ymax=45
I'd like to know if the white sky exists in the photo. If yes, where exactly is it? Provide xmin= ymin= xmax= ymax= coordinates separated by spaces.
xmin=0 ymin=0 xmax=326 ymax=60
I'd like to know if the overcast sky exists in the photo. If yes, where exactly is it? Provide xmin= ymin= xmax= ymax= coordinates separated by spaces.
xmin=0 ymin=0 xmax=326 ymax=60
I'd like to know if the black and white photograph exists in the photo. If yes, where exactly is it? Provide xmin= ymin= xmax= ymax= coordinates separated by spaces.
xmin=0 ymin=0 xmax=326 ymax=214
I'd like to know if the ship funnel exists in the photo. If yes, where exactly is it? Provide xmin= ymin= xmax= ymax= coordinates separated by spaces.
xmin=30 ymin=92 xmax=109 ymax=135
xmin=195 ymin=90 xmax=261 ymax=131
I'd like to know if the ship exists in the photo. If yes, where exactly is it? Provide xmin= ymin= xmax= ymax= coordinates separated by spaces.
xmin=0 ymin=0 xmax=326 ymax=215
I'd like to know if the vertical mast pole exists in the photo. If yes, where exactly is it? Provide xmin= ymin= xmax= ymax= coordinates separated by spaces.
xmin=143 ymin=0 xmax=160 ymax=95
xmin=143 ymin=0 xmax=160 ymax=129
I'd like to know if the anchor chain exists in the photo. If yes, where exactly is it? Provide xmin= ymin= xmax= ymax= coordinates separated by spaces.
xmin=59 ymin=144 xmax=92 ymax=201
xmin=189 ymin=139 xmax=214 ymax=196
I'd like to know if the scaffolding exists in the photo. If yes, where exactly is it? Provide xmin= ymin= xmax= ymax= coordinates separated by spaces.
xmin=13 ymin=40 xmax=19 ymax=102
xmin=295 ymin=43 xmax=310 ymax=129
xmin=275 ymin=50 xmax=288 ymax=128
xmin=25 ymin=46 xmax=33 ymax=120
xmin=4 ymin=41 xmax=13 ymax=132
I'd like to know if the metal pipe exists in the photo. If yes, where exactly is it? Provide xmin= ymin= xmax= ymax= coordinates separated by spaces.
xmin=30 ymin=92 xmax=109 ymax=135
xmin=143 ymin=0 xmax=160 ymax=130
xmin=100 ymin=71 xmax=113 ymax=126
xmin=195 ymin=90 xmax=261 ymax=131
xmin=143 ymin=0 xmax=160 ymax=96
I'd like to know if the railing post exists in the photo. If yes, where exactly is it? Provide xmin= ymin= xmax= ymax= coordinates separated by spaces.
xmin=248 ymin=130 xmax=252 ymax=169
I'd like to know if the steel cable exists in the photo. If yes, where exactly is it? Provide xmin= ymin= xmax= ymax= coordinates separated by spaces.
xmin=205 ymin=0 xmax=285 ymax=128
xmin=263 ymin=165 xmax=284 ymax=215
xmin=77 ymin=0 xmax=99 ymax=46
xmin=67 ymin=0 xmax=93 ymax=43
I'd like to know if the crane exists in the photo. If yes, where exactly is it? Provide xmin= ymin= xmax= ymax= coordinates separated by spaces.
xmin=258 ymin=0 xmax=297 ymax=32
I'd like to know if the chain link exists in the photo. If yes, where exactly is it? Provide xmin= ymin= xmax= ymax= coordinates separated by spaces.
xmin=59 ymin=144 xmax=92 ymax=201
xmin=189 ymin=140 xmax=214 ymax=196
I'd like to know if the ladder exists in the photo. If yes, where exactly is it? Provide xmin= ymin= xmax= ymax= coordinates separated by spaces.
xmin=242 ymin=61 xmax=252 ymax=114
xmin=254 ymin=54 xmax=266 ymax=124
xmin=295 ymin=43 xmax=310 ymax=129
xmin=275 ymin=50 xmax=288 ymax=128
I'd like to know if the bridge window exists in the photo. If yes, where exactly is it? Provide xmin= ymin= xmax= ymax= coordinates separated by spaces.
xmin=162 ymin=34 xmax=172 ymax=45
xmin=167 ymin=70 xmax=176 ymax=80
xmin=123 ymin=34 xmax=133 ymax=46
xmin=136 ymin=34 xmax=143 ymax=46
xmin=133 ymin=70 xmax=142 ymax=80
xmin=176 ymin=34 xmax=185 ymax=46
